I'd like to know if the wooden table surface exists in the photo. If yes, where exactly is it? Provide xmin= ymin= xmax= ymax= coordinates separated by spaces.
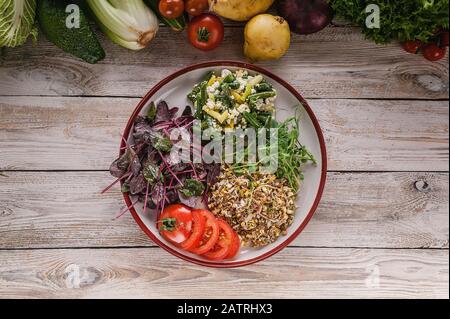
xmin=0 ymin=21 xmax=449 ymax=299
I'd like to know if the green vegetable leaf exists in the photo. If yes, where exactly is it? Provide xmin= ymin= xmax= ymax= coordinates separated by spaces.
xmin=255 ymin=83 xmax=273 ymax=93
xmin=142 ymin=161 xmax=161 ymax=184
xmin=121 ymin=183 xmax=130 ymax=193
xmin=223 ymin=74 xmax=236 ymax=83
xmin=243 ymin=112 xmax=262 ymax=129
xmin=332 ymin=0 xmax=449 ymax=43
xmin=151 ymin=132 xmax=172 ymax=152
xmin=147 ymin=102 xmax=157 ymax=122
xmin=179 ymin=179 xmax=205 ymax=197
xmin=0 ymin=0 xmax=37 ymax=48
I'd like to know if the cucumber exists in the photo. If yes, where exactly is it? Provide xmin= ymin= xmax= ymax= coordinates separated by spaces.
xmin=145 ymin=0 xmax=187 ymax=32
xmin=37 ymin=0 xmax=105 ymax=64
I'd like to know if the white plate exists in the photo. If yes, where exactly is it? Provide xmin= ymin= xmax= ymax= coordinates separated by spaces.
xmin=121 ymin=61 xmax=327 ymax=267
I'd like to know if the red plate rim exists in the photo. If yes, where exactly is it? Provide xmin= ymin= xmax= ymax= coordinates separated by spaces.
xmin=120 ymin=60 xmax=328 ymax=268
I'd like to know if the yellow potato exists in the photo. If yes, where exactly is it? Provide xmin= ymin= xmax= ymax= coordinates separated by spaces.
xmin=209 ymin=0 xmax=275 ymax=22
xmin=244 ymin=14 xmax=291 ymax=62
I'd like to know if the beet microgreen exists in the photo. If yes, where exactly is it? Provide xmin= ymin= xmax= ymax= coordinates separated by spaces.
xmin=105 ymin=100 xmax=211 ymax=220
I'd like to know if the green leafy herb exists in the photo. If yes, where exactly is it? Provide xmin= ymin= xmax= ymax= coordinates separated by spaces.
xmin=179 ymin=179 xmax=205 ymax=197
xmin=223 ymin=74 xmax=236 ymax=83
xmin=275 ymin=117 xmax=317 ymax=190
xmin=147 ymin=102 xmax=157 ymax=122
xmin=230 ymin=115 xmax=316 ymax=191
xmin=188 ymin=83 xmax=201 ymax=103
xmin=192 ymin=81 xmax=208 ymax=120
xmin=332 ymin=0 xmax=449 ymax=43
xmin=143 ymin=161 xmax=161 ymax=184
xmin=228 ymin=81 xmax=240 ymax=90
xmin=161 ymin=218 xmax=177 ymax=232
xmin=247 ymin=91 xmax=276 ymax=108
xmin=243 ymin=112 xmax=263 ymax=129
xmin=121 ymin=183 xmax=130 ymax=193
xmin=151 ymin=132 xmax=172 ymax=152
xmin=254 ymin=83 xmax=273 ymax=93
xmin=215 ymin=94 xmax=233 ymax=109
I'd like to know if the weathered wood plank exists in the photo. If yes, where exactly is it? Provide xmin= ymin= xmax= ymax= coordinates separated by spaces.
xmin=0 ymin=248 xmax=447 ymax=299
xmin=0 ymin=97 xmax=448 ymax=172
xmin=0 ymin=27 xmax=448 ymax=99
xmin=0 ymin=171 xmax=447 ymax=249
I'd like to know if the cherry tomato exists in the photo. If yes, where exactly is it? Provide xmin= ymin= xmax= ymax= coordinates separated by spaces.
xmin=189 ymin=210 xmax=220 ymax=255
xmin=422 ymin=43 xmax=447 ymax=62
xmin=187 ymin=13 xmax=224 ymax=51
xmin=441 ymin=31 xmax=449 ymax=47
xmin=178 ymin=210 xmax=206 ymax=250
xmin=203 ymin=219 xmax=239 ymax=260
xmin=185 ymin=0 xmax=208 ymax=17
xmin=402 ymin=40 xmax=423 ymax=54
xmin=159 ymin=204 xmax=193 ymax=244
xmin=159 ymin=0 xmax=185 ymax=19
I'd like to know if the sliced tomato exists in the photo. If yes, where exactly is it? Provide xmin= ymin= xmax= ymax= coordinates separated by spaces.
xmin=189 ymin=210 xmax=220 ymax=255
xmin=158 ymin=204 xmax=193 ymax=244
xmin=226 ymin=231 xmax=241 ymax=259
xmin=203 ymin=219 xmax=240 ymax=260
xmin=178 ymin=210 xmax=206 ymax=250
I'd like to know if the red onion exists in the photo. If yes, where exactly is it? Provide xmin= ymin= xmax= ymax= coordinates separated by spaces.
xmin=277 ymin=0 xmax=333 ymax=35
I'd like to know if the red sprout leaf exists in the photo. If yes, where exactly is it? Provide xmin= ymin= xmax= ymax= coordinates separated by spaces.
xmin=113 ymin=198 xmax=139 ymax=220
xmin=143 ymin=182 xmax=150 ymax=215
xmin=157 ymin=149 xmax=183 ymax=185
xmin=101 ymin=172 xmax=131 ymax=194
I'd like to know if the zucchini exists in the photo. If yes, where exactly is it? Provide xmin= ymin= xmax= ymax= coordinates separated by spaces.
xmin=145 ymin=0 xmax=187 ymax=32
xmin=37 ymin=0 xmax=105 ymax=64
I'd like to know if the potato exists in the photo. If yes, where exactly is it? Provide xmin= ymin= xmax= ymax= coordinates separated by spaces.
xmin=244 ymin=14 xmax=291 ymax=62
xmin=209 ymin=0 xmax=275 ymax=22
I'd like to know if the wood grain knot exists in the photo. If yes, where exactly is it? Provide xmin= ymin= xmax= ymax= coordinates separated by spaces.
xmin=62 ymin=264 xmax=101 ymax=289
xmin=0 ymin=207 xmax=13 ymax=217
xmin=415 ymin=74 xmax=448 ymax=94
xmin=414 ymin=180 xmax=431 ymax=193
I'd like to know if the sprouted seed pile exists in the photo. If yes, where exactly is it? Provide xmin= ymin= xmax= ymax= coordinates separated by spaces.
xmin=208 ymin=167 xmax=296 ymax=248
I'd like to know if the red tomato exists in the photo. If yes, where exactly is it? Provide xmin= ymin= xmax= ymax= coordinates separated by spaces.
xmin=159 ymin=204 xmax=193 ymax=244
xmin=441 ymin=31 xmax=449 ymax=47
xmin=402 ymin=40 xmax=423 ymax=54
xmin=185 ymin=0 xmax=208 ymax=16
xmin=187 ymin=13 xmax=224 ymax=51
xmin=226 ymin=231 xmax=241 ymax=259
xmin=189 ymin=210 xmax=220 ymax=255
xmin=178 ymin=210 xmax=206 ymax=250
xmin=422 ymin=43 xmax=447 ymax=61
xmin=159 ymin=0 xmax=185 ymax=19
xmin=203 ymin=219 xmax=240 ymax=260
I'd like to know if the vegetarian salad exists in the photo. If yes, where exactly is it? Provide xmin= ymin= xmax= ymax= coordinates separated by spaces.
xmin=106 ymin=69 xmax=317 ymax=261
xmin=188 ymin=69 xmax=277 ymax=131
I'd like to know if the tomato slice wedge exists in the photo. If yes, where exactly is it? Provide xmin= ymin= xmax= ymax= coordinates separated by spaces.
xmin=189 ymin=210 xmax=220 ymax=255
xmin=203 ymin=219 xmax=240 ymax=261
xmin=178 ymin=210 xmax=206 ymax=250
xmin=158 ymin=204 xmax=193 ymax=244
xmin=226 ymin=231 xmax=241 ymax=259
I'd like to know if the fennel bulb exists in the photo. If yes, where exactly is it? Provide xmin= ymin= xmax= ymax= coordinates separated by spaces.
xmin=87 ymin=0 xmax=159 ymax=50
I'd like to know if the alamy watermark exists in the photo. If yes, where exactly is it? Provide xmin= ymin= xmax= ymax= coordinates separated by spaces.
xmin=63 ymin=3 xmax=381 ymax=30
xmin=65 ymin=4 xmax=80 ymax=29
xmin=365 ymin=264 xmax=381 ymax=289
xmin=366 ymin=4 xmax=381 ymax=29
